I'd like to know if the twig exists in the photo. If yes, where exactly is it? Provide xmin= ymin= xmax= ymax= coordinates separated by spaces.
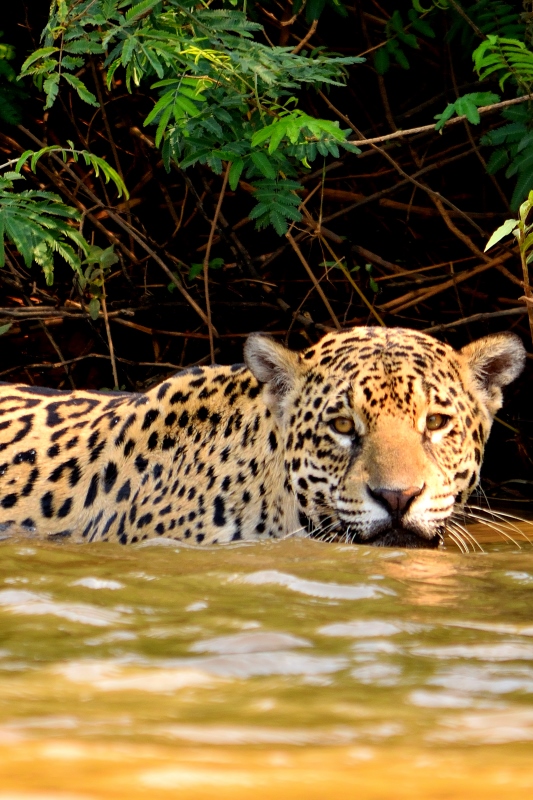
xmin=379 ymin=254 xmax=512 ymax=314
xmin=352 ymin=244 xmax=406 ymax=275
xmin=319 ymin=236 xmax=385 ymax=326
xmin=254 ymin=146 xmax=476 ymax=274
xmin=131 ymin=127 xmax=261 ymax=282
xmin=291 ymin=19 xmax=318 ymax=54
xmin=321 ymin=147 xmax=474 ymax=226
xmin=111 ymin=317 xmax=294 ymax=339
xmin=89 ymin=58 xmax=134 ymax=253
xmin=344 ymin=94 xmax=533 ymax=147
xmin=112 ymin=318 xmax=211 ymax=339
xmin=286 ymin=233 xmax=341 ymax=330
xmin=375 ymin=256 xmax=477 ymax=282
xmin=370 ymin=145 xmax=485 ymax=235
xmin=318 ymin=188 xmax=506 ymax=219
xmin=17 ymin=125 xmax=211 ymax=330
xmin=430 ymin=195 xmax=486 ymax=255
xmin=446 ymin=0 xmax=486 ymax=40
xmin=37 ymin=319 xmax=75 ymax=389
xmin=423 ymin=307 xmax=528 ymax=334
xmin=203 ymin=164 xmax=229 ymax=363
xmin=100 ymin=285 xmax=119 ymax=389
xmin=0 ymin=352 xmax=220 ymax=379
xmin=445 ymin=38 xmax=511 ymax=214
xmin=0 ymin=305 xmax=132 ymax=320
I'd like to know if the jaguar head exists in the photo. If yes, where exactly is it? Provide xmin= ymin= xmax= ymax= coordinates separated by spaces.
xmin=245 ymin=327 xmax=525 ymax=549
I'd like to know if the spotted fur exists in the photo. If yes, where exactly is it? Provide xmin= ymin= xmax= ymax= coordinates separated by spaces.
xmin=0 ymin=327 xmax=525 ymax=547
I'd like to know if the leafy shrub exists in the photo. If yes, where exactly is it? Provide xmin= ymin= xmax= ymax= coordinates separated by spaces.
xmin=20 ymin=0 xmax=363 ymax=235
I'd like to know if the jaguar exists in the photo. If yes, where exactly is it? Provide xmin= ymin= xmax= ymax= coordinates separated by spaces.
xmin=0 ymin=326 xmax=525 ymax=548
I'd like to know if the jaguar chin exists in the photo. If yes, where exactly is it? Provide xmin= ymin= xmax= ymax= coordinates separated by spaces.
xmin=357 ymin=527 xmax=443 ymax=549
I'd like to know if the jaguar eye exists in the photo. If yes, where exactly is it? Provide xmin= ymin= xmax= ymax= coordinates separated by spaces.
xmin=426 ymin=413 xmax=450 ymax=431
xmin=332 ymin=417 xmax=355 ymax=435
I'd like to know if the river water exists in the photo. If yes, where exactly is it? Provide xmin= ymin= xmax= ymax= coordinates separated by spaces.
xmin=0 ymin=522 xmax=533 ymax=799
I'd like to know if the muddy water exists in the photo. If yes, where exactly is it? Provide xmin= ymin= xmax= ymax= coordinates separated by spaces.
xmin=0 ymin=524 xmax=533 ymax=799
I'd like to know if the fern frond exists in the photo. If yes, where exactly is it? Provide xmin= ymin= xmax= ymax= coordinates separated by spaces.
xmin=473 ymin=36 xmax=533 ymax=91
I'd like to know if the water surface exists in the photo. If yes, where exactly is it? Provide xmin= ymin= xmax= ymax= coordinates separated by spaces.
xmin=1 ymin=525 xmax=533 ymax=798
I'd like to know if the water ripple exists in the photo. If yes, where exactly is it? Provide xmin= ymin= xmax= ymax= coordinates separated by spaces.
xmin=190 ymin=631 xmax=311 ymax=654
xmin=411 ymin=643 xmax=533 ymax=661
xmin=0 ymin=590 xmax=122 ymax=627
xmin=318 ymin=620 xmax=407 ymax=637
xmin=235 ymin=571 xmax=395 ymax=600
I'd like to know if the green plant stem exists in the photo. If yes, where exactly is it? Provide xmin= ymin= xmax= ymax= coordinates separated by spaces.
xmin=519 ymin=245 xmax=533 ymax=344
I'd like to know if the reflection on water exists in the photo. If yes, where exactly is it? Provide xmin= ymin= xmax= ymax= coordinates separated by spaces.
xmin=0 ymin=523 xmax=533 ymax=797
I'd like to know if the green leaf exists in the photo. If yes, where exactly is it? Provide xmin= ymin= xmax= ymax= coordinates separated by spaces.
xmin=396 ymin=30 xmax=418 ymax=50
xmin=506 ymin=147 xmax=533 ymax=179
xmin=106 ymin=59 xmax=121 ymax=90
xmin=522 ymin=231 xmax=533 ymax=253
xmin=518 ymin=132 xmax=533 ymax=153
xmin=19 ymin=47 xmax=58 ymax=75
xmin=174 ymin=94 xmax=202 ymax=117
xmin=374 ymin=47 xmax=390 ymax=75
xmin=325 ymin=141 xmax=339 ymax=158
xmin=407 ymin=10 xmax=435 ymax=38
xmin=390 ymin=43 xmax=410 ymax=70
xmin=0 ymin=323 xmax=12 ymax=336
xmin=485 ymin=149 xmax=509 ymax=174
xmin=89 ymin=298 xmax=101 ymax=320
xmin=265 ymin=122 xmax=287 ymax=154
xmin=511 ymin=170 xmax=533 ymax=211
xmin=43 ymin=74 xmax=60 ymax=108
xmin=251 ymin=151 xmax=277 ymax=179
xmin=458 ymin=97 xmax=480 ymax=125
xmin=0 ymin=210 xmax=4 ymax=268
xmin=228 ymin=158 xmax=244 ymax=191
xmin=179 ymin=86 xmax=207 ymax=103
xmin=1 ymin=173 xmax=21 ymax=183
xmin=121 ymin=36 xmax=137 ymax=67
xmin=306 ymin=0 xmax=326 ymax=22
xmin=144 ymin=90 xmax=175 ymax=127
xmin=484 ymin=218 xmax=519 ymax=251
xmin=142 ymin=46 xmax=164 ymax=80
xmin=271 ymin=209 xmax=289 ymax=235
xmin=125 ymin=0 xmax=160 ymax=22
xmin=64 ymin=37 xmax=103 ymax=55
xmin=154 ymin=103 xmax=173 ymax=148
xmin=62 ymin=73 xmax=98 ymax=106
xmin=188 ymin=262 xmax=203 ymax=280
xmin=481 ymin=122 xmax=527 ymax=147
xmin=82 ymin=245 xmax=118 ymax=269
xmin=434 ymin=104 xmax=455 ymax=132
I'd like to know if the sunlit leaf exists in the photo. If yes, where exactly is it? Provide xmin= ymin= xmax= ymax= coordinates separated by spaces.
xmin=484 ymin=218 xmax=519 ymax=251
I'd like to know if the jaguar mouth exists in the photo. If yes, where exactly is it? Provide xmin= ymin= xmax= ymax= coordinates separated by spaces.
xmin=360 ymin=527 xmax=442 ymax=549
xmin=307 ymin=514 xmax=443 ymax=549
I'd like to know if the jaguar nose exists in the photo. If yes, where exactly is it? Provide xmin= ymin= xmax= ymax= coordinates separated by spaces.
xmin=368 ymin=485 xmax=424 ymax=518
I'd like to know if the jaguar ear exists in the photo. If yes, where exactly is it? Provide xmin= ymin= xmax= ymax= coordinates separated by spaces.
xmin=244 ymin=334 xmax=302 ymax=410
xmin=460 ymin=332 xmax=526 ymax=414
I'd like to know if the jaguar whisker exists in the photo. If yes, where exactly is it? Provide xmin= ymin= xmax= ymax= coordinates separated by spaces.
xmin=446 ymin=524 xmax=470 ymax=553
